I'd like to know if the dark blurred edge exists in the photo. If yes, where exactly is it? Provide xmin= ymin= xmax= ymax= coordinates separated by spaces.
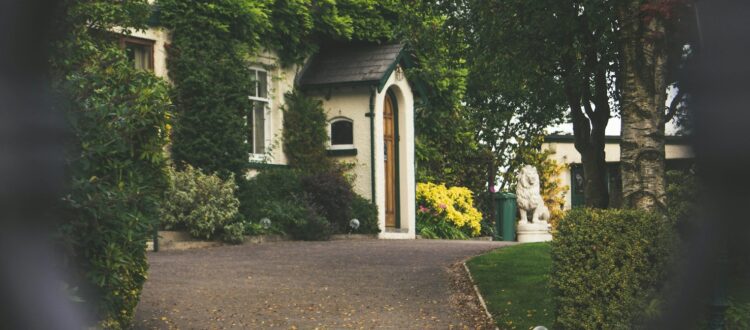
xmin=0 ymin=0 xmax=85 ymax=329
xmin=652 ymin=1 xmax=750 ymax=328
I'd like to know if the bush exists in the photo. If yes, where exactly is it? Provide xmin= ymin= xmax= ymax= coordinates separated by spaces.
xmin=160 ymin=165 xmax=241 ymax=242
xmin=51 ymin=4 xmax=172 ymax=324
xmin=259 ymin=196 xmax=332 ymax=241
xmin=301 ymin=168 xmax=355 ymax=233
xmin=350 ymin=194 xmax=380 ymax=234
xmin=416 ymin=182 xmax=482 ymax=238
xmin=551 ymin=208 xmax=676 ymax=329
xmin=238 ymin=168 xmax=302 ymax=224
xmin=239 ymin=167 xmax=378 ymax=237
xmin=282 ymin=90 xmax=332 ymax=171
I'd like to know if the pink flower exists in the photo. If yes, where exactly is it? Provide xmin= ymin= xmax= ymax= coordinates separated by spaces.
xmin=418 ymin=205 xmax=429 ymax=213
xmin=438 ymin=203 xmax=447 ymax=210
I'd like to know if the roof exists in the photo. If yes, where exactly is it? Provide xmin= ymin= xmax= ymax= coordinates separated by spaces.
xmin=297 ymin=43 xmax=405 ymax=89
xmin=544 ymin=134 xmax=691 ymax=145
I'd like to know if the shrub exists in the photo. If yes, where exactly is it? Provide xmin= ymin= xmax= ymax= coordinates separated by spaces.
xmin=160 ymin=165 xmax=241 ymax=242
xmin=239 ymin=167 xmax=378 ymax=238
xmin=282 ymin=91 xmax=332 ymax=171
xmin=551 ymin=208 xmax=676 ymax=329
xmin=238 ymin=168 xmax=302 ymax=224
xmin=350 ymin=194 xmax=380 ymax=234
xmin=416 ymin=182 xmax=482 ymax=238
xmin=222 ymin=222 xmax=246 ymax=244
xmin=259 ymin=196 xmax=332 ymax=241
xmin=301 ymin=168 xmax=355 ymax=233
xmin=51 ymin=2 xmax=172 ymax=324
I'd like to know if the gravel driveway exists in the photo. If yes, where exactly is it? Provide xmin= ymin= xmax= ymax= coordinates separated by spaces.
xmin=135 ymin=239 xmax=511 ymax=329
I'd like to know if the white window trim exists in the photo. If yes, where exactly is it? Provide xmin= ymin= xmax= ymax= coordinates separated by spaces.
xmin=248 ymin=67 xmax=272 ymax=161
xmin=328 ymin=117 xmax=355 ymax=150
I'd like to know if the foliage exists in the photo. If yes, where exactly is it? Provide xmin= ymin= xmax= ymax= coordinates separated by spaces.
xmin=350 ymin=194 xmax=380 ymax=234
xmin=416 ymin=211 xmax=468 ymax=240
xmin=160 ymin=165 xmax=241 ymax=242
xmin=551 ymin=209 xmax=676 ymax=329
xmin=49 ymin=1 xmax=171 ymax=328
xmin=158 ymin=0 xmax=269 ymax=179
xmin=726 ymin=299 xmax=750 ymax=330
xmin=301 ymin=168 xmax=355 ymax=233
xmin=239 ymin=167 xmax=377 ymax=237
xmin=465 ymin=0 xmax=621 ymax=208
xmin=467 ymin=243 xmax=554 ymax=329
xmin=666 ymin=167 xmax=698 ymax=226
xmin=259 ymin=196 xmax=332 ymax=241
xmin=397 ymin=1 xmax=487 ymax=195
xmin=265 ymin=0 xmax=399 ymax=65
xmin=282 ymin=91 xmax=331 ymax=171
xmin=238 ymin=168 xmax=303 ymax=223
xmin=222 ymin=222 xmax=247 ymax=244
xmin=416 ymin=182 xmax=482 ymax=238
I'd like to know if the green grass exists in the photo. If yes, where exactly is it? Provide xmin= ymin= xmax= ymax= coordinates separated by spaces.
xmin=467 ymin=242 xmax=553 ymax=330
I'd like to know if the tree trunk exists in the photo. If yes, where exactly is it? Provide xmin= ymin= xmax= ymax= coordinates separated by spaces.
xmin=619 ymin=0 xmax=668 ymax=212
xmin=580 ymin=140 xmax=610 ymax=208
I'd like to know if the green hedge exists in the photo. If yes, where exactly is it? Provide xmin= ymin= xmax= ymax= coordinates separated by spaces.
xmin=551 ymin=208 xmax=675 ymax=329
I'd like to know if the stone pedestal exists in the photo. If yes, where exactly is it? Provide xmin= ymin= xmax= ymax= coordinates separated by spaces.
xmin=516 ymin=221 xmax=552 ymax=243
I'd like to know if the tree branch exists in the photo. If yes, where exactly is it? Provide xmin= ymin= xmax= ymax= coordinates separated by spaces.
xmin=665 ymin=88 xmax=685 ymax=122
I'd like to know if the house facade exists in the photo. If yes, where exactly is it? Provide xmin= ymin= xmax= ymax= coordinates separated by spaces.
xmin=123 ymin=29 xmax=416 ymax=239
xmin=542 ymin=135 xmax=694 ymax=209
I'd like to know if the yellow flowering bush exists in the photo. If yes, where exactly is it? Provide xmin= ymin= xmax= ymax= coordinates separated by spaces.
xmin=416 ymin=182 xmax=483 ymax=238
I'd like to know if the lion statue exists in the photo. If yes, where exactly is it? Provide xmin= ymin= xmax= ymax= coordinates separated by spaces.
xmin=515 ymin=165 xmax=550 ymax=224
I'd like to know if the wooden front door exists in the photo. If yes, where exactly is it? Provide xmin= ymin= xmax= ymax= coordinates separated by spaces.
xmin=384 ymin=94 xmax=397 ymax=228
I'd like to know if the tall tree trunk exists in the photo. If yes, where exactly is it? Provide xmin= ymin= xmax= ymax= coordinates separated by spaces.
xmin=619 ymin=0 xmax=668 ymax=212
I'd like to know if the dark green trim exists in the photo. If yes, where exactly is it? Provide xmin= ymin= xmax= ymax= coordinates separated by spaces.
xmin=388 ymin=89 xmax=402 ymax=229
xmin=247 ymin=162 xmax=289 ymax=170
xmin=377 ymin=48 xmax=414 ymax=93
xmin=326 ymin=148 xmax=357 ymax=157
xmin=369 ymin=86 xmax=376 ymax=204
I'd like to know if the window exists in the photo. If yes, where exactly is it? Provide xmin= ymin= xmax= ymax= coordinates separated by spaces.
xmin=248 ymin=68 xmax=269 ymax=156
xmin=329 ymin=118 xmax=354 ymax=149
xmin=120 ymin=37 xmax=154 ymax=71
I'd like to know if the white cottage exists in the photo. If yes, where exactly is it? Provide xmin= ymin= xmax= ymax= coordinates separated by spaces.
xmin=119 ymin=28 xmax=417 ymax=239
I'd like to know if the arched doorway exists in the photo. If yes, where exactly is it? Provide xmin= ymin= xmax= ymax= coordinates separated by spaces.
xmin=383 ymin=91 xmax=400 ymax=228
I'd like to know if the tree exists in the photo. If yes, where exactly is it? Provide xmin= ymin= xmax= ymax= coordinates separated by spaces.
xmin=397 ymin=0 xmax=487 ymax=194
xmin=465 ymin=0 xmax=621 ymax=209
xmin=618 ymin=0 xmax=694 ymax=211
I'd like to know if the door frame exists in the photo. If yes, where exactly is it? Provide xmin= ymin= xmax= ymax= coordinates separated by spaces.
xmin=384 ymin=89 xmax=401 ymax=228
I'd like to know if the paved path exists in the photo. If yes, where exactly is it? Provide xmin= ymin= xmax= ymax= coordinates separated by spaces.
xmin=135 ymin=239 xmax=511 ymax=329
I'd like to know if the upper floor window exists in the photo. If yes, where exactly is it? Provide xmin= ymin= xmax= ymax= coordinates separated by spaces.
xmin=329 ymin=118 xmax=354 ymax=149
xmin=248 ymin=68 xmax=269 ymax=156
xmin=120 ymin=37 xmax=154 ymax=71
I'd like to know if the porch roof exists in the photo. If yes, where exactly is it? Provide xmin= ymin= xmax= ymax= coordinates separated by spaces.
xmin=297 ymin=42 xmax=406 ymax=90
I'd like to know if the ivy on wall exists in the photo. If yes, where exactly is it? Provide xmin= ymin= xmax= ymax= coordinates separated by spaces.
xmin=158 ymin=0 xmax=399 ymax=180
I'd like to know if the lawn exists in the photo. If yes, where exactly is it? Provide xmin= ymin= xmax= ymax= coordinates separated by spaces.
xmin=466 ymin=242 xmax=553 ymax=330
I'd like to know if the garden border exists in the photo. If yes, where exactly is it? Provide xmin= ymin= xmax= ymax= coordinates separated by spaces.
xmin=462 ymin=261 xmax=498 ymax=330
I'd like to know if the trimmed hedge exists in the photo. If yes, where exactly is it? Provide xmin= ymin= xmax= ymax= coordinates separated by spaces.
xmin=551 ymin=208 xmax=676 ymax=329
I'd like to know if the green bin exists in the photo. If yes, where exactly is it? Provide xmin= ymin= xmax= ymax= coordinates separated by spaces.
xmin=493 ymin=192 xmax=517 ymax=241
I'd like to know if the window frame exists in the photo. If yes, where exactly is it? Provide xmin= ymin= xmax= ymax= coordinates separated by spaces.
xmin=119 ymin=36 xmax=155 ymax=71
xmin=328 ymin=117 xmax=355 ymax=150
xmin=247 ymin=67 xmax=271 ymax=161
